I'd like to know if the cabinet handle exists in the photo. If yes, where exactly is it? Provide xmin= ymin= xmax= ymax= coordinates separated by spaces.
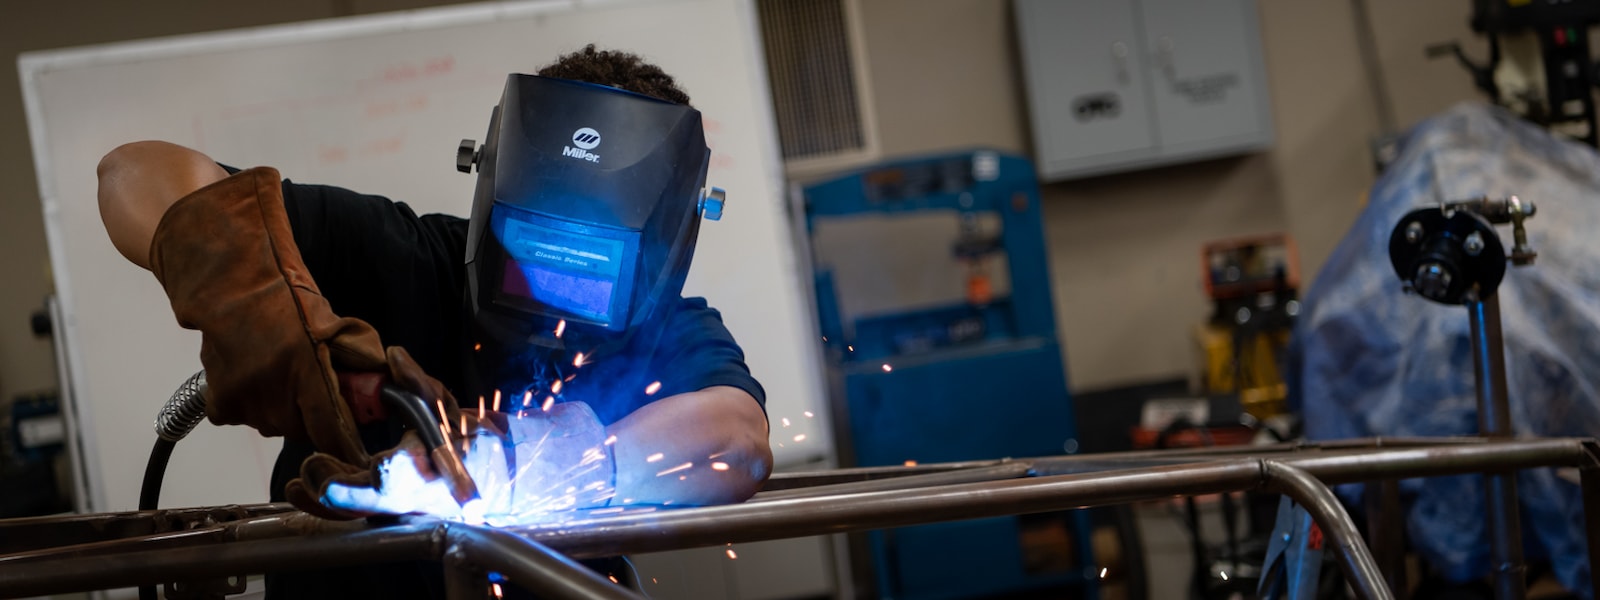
xmin=1111 ymin=41 xmax=1129 ymax=84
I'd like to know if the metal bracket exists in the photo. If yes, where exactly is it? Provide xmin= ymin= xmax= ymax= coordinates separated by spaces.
xmin=161 ymin=508 xmax=250 ymax=600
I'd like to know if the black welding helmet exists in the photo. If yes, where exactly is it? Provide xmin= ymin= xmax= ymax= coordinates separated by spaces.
xmin=459 ymin=74 xmax=721 ymax=355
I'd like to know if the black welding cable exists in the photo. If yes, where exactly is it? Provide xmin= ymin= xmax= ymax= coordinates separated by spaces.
xmin=138 ymin=370 xmax=208 ymax=600
xmin=137 ymin=438 xmax=175 ymax=600
xmin=139 ymin=438 xmax=177 ymax=511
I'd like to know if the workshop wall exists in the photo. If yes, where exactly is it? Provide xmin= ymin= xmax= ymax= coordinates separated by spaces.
xmin=852 ymin=0 xmax=1484 ymax=391
xmin=0 ymin=0 xmax=1499 ymax=405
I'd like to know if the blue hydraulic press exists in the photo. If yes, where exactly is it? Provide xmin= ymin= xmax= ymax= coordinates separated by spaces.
xmin=801 ymin=150 xmax=1098 ymax=599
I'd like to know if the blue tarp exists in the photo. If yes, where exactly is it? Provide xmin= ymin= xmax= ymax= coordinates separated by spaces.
xmin=1290 ymin=102 xmax=1600 ymax=596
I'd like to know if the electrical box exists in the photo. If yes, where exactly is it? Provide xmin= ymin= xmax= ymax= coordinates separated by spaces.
xmin=1014 ymin=0 xmax=1274 ymax=181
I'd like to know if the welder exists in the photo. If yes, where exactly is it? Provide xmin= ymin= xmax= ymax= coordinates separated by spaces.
xmin=95 ymin=45 xmax=773 ymax=598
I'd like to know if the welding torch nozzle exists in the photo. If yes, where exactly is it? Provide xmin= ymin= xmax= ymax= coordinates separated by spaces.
xmin=374 ymin=383 xmax=482 ymax=507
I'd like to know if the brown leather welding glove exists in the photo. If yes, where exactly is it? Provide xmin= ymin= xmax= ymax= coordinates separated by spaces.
xmin=284 ymin=412 xmax=510 ymax=521
xmin=149 ymin=167 xmax=385 ymax=466
xmin=285 ymin=346 xmax=503 ymax=520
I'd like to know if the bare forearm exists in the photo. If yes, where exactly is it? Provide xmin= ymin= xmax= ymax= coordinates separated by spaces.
xmin=607 ymin=386 xmax=772 ymax=506
xmin=97 ymin=140 xmax=227 ymax=269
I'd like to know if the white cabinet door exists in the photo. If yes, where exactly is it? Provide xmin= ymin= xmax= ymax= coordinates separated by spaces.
xmin=1015 ymin=0 xmax=1157 ymax=177
xmin=1138 ymin=0 xmax=1273 ymax=154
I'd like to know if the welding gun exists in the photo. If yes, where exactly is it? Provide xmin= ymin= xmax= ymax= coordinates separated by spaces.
xmin=146 ymin=370 xmax=480 ymax=510
xmin=337 ymin=372 xmax=481 ymax=506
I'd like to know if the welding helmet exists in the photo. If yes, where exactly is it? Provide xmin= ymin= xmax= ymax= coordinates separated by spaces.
xmin=458 ymin=74 xmax=723 ymax=354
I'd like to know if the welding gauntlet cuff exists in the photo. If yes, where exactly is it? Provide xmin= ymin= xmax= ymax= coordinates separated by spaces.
xmin=149 ymin=167 xmax=384 ymax=466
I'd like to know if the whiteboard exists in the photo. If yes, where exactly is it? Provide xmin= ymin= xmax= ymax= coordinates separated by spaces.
xmin=21 ymin=0 xmax=829 ymax=513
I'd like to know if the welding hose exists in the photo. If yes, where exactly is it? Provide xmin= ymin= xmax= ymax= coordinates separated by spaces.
xmin=139 ymin=370 xmax=209 ymax=600
xmin=143 ymin=370 xmax=210 ymax=510
xmin=137 ymin=372 xmax=469 ymax=600
xmin=141 ymin=371 xmax=467 ymax=514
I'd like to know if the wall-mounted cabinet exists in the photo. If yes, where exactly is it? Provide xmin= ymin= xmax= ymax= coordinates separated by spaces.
xmin=1014 ymin=0 xmax=1274 ymax=181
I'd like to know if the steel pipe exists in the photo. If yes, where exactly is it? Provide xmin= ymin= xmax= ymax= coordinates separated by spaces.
xmin=0 ymin=521 xmax=641 ymax=600
xmin=764 ymin=436 xmax=1497 ymax=489
xmin=1262 ymin=462 xmax=1392 ymax=600
xmin=3 ymin=438 xmax=1595 ymax=600
xmin=448 ymin=526 xmax=639 ymax=600
xmin=1468 ymin=296 xmax=1527 ymax=600
xmin=514 ymin=459 xmax=1393 ymax=599
xmin=752 ymin=462 xmax=1035 ymax=501
xmin=0 ymin=523 xmax=443 ymax=598
xmin=0 ymin=503 xmax=291 ymax=554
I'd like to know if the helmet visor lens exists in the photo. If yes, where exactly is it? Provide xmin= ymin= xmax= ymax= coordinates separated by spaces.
xmin=491 ymin=203 xmax=637 ymax=328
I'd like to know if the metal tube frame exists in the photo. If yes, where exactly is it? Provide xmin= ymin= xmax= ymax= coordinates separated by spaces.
xmin=2 ymin=437 xmax=1596 ymax=600
xmin=1469 ymin=296 xmax=1529 ymax=600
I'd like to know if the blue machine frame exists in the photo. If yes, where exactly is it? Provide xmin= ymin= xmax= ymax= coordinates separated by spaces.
xmin=802 ymin=150 xmax=1098 ymax=599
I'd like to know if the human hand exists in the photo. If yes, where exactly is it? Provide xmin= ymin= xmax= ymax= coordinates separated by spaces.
xmin=294 ymin=401 xmax=614 ymax=523
xmin=299 ymin=415 xmax=510 ymax=522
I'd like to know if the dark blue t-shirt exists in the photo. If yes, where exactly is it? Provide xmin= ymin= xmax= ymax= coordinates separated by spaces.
xmin=265 ymin=177 xmax=763 ymax=599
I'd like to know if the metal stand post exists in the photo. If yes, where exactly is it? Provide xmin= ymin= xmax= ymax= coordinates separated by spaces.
xmin=1363 ymin=480 xmax=1407 ymax=595
xmin=1581 ymin=461 xmax=1600 ymax=595
xmin=1467 ymin=296 xmax=1527 ymax=600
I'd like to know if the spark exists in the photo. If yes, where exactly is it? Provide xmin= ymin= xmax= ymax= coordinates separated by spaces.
xmin=542 ymin=396 xmax=555 ymax=412
xmin=555 ymin=319 xmax=567 ymax=338
xmin=821 ymin=336 xmax=827 ymax=342
xmin=781 ymin=418 xmax=791 ymax=427
xmin=656 ymin=462 xmax=693 ymax=476
xmin=604 ymin=435 xmax=618 ymax=446
xmin=904 ymin=460 xmax=918 ymax=467
xmin=478 ymin=396 xmax=485 ymax=419
xmin=708 ymin=451 xmax=728 ymax=459
xmin=1220 ymin=571 xmax=1229 ymax=581
xmin=474 ymin=343 xmax=482 ymax=352
xmin=492 ymin=390 xmax=501 ymax=412
xmin=645 ymin=381 xmax=662 ymax=395
xmin=646 ymin=452 xmax=665 ymax=463
xmin=793 ymin=434 xmax=807 ymax=442
xmin=552 ymin=380 xmax=563 ymax=394
xmin=847 ymin=345 xmax=854 ymax=352
xmin=435 ymin=399 xmax=449 ymax=427
xmin=1099 ymin=567 xmax=1108 ymax=579
xmin=712 ymin=462 xmax=730 ymax=471
xmin=803 ymin=411 xmax=814 ymax=418
xmin=726 ymin=547 xmax=738 ymax=560
xmin=573 ymin=352 xmax=586 ymax=367
xmin=459 ymin=414 xmax=468 ymax=436
xmin=679 ymin=475 xmax=687 ymax=480
xmin=522 ymin=391 xmax=533 ymax=408
xmin=653 ymin=578 xmax=658 ymax=584
xmin=565 ymin=374 xmax=577 ymax=382
xmin=493 ymin=583 xmax=503 ymax=598
xmin=608 ymin=575 xmax=619 ymax=584
xmin=881 ymin=364 xmax=892 ymax=372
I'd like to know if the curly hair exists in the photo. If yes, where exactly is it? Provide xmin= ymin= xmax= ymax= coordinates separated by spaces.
xmin=537 ymin=44 xmax=691 ymax=106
